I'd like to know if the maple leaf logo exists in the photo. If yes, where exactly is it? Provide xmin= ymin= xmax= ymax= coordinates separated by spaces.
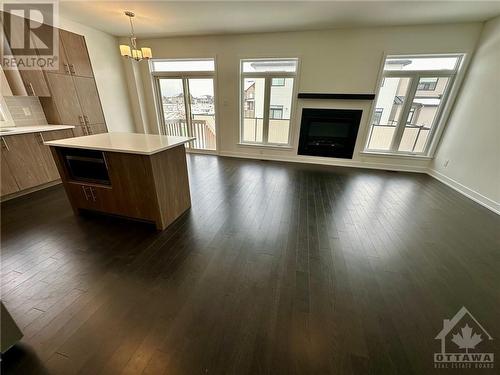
xmin=451 ymin=324 xmax=483 ymax=353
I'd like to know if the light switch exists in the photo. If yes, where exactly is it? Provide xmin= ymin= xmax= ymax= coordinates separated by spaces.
xmin=22 ymin=107 xmax=32 ymax=116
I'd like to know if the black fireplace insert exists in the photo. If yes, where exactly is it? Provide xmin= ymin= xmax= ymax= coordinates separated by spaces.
xmin=298 ymin=108 xmax=362 ymax=159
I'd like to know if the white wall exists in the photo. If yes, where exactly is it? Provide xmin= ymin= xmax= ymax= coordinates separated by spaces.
xmin=129 ymin=22 xmax=482 ymax=172
xmin=58 ymin=16 xmax=135 ymax=133
xmin=430 ymin=16 xmax=500 ymax=213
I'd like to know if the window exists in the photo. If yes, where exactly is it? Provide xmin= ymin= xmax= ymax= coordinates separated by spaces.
xmin=271 ymin=78 xmax=285 ymax=86
xmin=151 ymin=59 xmax=215 ymax=72
xmin=373 ymin=108 xmax=383 ymax=125
xmin=240 ymin=59 xmax=298 ymax=145
xmin=269 ymin=105 xmax=283 ymax=119
xmin=417 ymin=77 xmax=438 ymax=91
xmin=366 ymin=54 xmax=463 ymax=155
xmin=151 ymin=59 xmax=217 ymax=151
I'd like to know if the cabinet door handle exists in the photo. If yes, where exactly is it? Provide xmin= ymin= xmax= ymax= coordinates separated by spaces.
xmin=36 ymin=132 xmax=45 ymax=145
xmin=69 ymin=64 xmax=76 ymax=75
xmin=82 ymin=186 xmax=89 ymax=200
xmin=83 ymin=115 xmax=90 ymax=125
xmin=78 ymin=115 xmax=85 ymax=126
xmin=1 ymin=137 xmax=9 ymax=151
xmin=87 ymin=125 xmax=92 ymax=135
xmin=63 ymin=63 xmax=70 ymax=74
xmin=90 ymin=187 xmax=96 ymax=202
xmin=29 ymin=82 xmax=36 ymax=96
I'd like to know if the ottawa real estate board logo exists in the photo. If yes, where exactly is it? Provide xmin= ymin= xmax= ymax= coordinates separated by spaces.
xmin=434 ymin=306 xmax=494 ymax=370
xmin=1 ymin=1 xmax=59 ymax=70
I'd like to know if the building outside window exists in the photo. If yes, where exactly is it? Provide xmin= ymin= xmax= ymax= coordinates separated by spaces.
xmin=417 ymin=77 xmax=438 ymax=91
xmin=365 ymin=54 xmax=464 ymax=155
xmin=373 ymin=108 xmax=383 ymax=125
xmin=240 ymin=58 xmax=298 ymax=145
xmin=269 ymin=105 xmax=284 ymax=119
xmin=271 ymin=78 xmax=285 ymax=86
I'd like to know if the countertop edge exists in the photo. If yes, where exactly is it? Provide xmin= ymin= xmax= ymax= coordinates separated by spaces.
xmin=44 ymin=137 xmax=195 ymax=155
xmin=0 ymin=125 xmax=75 ymax=137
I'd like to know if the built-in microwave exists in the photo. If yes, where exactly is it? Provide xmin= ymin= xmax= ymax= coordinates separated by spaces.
xmin=61 ymin=148 xmax=110 ymax=185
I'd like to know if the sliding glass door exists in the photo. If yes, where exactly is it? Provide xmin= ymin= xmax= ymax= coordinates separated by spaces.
xmin=152 ymin=59 xmax=217 ymax=152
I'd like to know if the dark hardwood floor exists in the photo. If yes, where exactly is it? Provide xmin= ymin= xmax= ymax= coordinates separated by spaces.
xmin=1 ymin=154 xmax=499 ymax=374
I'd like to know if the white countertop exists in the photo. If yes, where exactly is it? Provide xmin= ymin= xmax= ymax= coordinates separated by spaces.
xmin=44 ymin=133 xmax=195 ymax=155
xmin=0 ymin=125 xmax=75 ymax=136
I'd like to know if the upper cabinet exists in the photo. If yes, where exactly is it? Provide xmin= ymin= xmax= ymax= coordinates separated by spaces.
xmin=1 ymin=14 xmax=51 ymax=96
xmin=59 ymin=30 xmax=94 ymax=78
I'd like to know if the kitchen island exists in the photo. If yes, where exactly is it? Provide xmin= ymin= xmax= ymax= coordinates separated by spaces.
xmin=45 ymin=133 xmax=195 ymax=230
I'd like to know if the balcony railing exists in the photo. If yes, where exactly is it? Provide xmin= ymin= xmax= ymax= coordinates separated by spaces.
xmin=161 ymin=116 xmax=216 ymax=150
xmin=242 ymin=117 xmax=290 ymax=144
xmin=367 ymin=123 xmax=431 ymax=153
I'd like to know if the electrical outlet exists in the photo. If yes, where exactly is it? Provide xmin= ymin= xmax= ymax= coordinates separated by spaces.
xmin=444 ymin=160 xmax=450 ymax=168
xmin=22 ymin=107 xmax=32 ymax=116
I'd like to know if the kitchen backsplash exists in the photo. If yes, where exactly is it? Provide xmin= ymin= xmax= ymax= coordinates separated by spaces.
xmin=4 ymin=96 xmax=48 ymax=127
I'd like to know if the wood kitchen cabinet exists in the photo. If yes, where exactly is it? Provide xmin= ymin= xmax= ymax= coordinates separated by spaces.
xmin=73 ymin=77 xmax=106 ymax=125
xmin=88 ymin=124 xmax=107 ymax=135
xmin=1 ymin=133 xmax=50 ymax=190
xmin=0 ymin=139 xmax=19 ymax=196
xmin=2 ymin=14 xmax=51 ymax=97
xmin=59 ymin=30 xmax=94 ymax=78
xmin=44 ymin=73 xmax=83 ymax=125
xmin=18 ymin=69 xmax=51 ymax=97
xmin=0 ymin=129 xmax=75 ymax=198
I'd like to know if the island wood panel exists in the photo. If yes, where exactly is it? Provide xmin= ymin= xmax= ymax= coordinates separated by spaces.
xmin=103 ymin=152 xmax=158 ymax=220
xmin=149 ymin=145 xmax=191 ymax=229
xmin=38 ymin=129 xmax=75 ymax=181
xmin=50 ymin=146 xmax=187 ymax=229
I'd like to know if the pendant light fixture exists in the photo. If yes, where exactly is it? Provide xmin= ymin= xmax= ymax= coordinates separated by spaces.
xmin=119 ymin=11 xmax=152 ymax=62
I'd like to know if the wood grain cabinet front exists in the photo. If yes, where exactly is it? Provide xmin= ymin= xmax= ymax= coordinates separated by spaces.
xmin=0 ymin=130 xmax=75 ymax=198
xmin=1 ymin=134 xmax=50 ymax=190
xmin=0 ymin=138 xmax=20 ymax=196
xmin=59 ymin=30 xmax=94 ymax=78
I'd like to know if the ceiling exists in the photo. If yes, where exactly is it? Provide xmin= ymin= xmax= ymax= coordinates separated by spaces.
xmin=59 ymin=1 xmax=500 ymax=38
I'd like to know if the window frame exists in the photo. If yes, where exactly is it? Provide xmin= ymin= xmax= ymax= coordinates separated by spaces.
xmin=364 ymin=53 xmax=465 ymax=157
xmin=239 ymin=58 xmax=299 ymax=147
xmin=150 ymin=58 xmax=219 ymax=153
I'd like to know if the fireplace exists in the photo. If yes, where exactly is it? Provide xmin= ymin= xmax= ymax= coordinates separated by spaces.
xmin=298 ymin=108 xmax=362 ymax=159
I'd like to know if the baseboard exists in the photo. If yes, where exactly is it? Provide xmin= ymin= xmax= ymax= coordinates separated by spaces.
xmin=219 ymin=151 xmax=428 ymax=173
xmin=427 ymin=168 xmax=500 ymax=215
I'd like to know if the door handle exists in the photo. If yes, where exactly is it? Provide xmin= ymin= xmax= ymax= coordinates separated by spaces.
xmin=82 ymin=186 xmax=89 ymax=200
xmin=69 ymin=64 xmax=76 ymax=75
xmin=87 ymin=125 xmax=92 ymax=135
xmin=1 ymin=137 xmax=9 ymax=151
xmin=36 ymin=132 xmax=45 ymax=145
xmin=29 ymin=82 xmax=36 ymax=96
xmin=63 ymin=63 xmax=70 ymax=74
xmin=83 ymin=115 xmax=90 ymax=125
xmin=78 ymin=115 xmax=85 ymax=126
xmin=89 ymin=187 xmax=96 ymax=202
